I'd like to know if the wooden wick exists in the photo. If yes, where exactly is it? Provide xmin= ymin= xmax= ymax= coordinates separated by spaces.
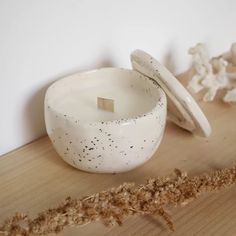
xmin=97 ymin=97 xmax=114 ymax=112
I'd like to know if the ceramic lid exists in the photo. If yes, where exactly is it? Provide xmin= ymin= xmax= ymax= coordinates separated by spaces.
xmin=130 ymin=49 xmax=211 ymax=137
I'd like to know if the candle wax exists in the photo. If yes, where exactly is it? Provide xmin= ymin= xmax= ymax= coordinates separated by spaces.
xmin=53 ymin=85 xmax=156 ymax=122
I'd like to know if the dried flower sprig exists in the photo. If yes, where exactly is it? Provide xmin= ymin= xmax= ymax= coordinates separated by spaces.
xmin=1 ymin=165 xmax=236 ymax=236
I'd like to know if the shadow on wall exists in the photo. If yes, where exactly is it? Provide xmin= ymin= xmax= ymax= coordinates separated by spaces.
xmin=162 ymin=47 xmax=176 ymax=74
xmin=23 ymin=56 xmax=115 ymax=143
xmin=23 ymin=84 xmax=49 ymax=142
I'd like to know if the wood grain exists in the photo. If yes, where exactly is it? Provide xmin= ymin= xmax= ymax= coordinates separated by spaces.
xmin=1 ymin=72 xmax=236 ymax=235
xmin=97 ymin=97 xmax=114 ymax=112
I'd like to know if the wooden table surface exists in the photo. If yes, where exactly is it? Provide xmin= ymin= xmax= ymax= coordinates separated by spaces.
xmin=1 ymin=73 xmax=236 ymax=236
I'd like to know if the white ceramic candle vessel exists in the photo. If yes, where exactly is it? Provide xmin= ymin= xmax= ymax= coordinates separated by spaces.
xmin=45 ymin=49 xmax=212 ymax=173
xmin=45 ymin=68 xmax=167 ymax=173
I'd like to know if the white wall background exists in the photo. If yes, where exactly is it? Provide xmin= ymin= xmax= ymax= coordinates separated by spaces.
xmin=0 ymin=0 xmax=235 ymax=155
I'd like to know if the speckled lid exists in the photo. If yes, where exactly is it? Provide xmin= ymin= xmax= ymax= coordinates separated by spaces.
xmin=130 ymin=49 xmax=211 ymax=137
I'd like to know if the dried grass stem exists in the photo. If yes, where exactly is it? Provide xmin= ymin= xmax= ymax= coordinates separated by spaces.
xmin=1 ymin=165 xmax=236 ymax=236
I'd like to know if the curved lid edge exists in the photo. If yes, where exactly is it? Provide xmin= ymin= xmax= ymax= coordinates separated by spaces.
xmin=130 ymin=49 xmax=212 ymax=137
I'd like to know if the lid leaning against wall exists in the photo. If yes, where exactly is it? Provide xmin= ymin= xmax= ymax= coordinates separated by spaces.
xmin=130 ymin=49 xmax=211 ymax=137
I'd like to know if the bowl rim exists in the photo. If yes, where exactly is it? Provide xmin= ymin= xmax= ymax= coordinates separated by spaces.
xmin=45 ymin=67 xmax=167 ymax=126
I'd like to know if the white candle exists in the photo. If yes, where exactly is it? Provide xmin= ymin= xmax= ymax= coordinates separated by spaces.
xmin=52 ymin=84 xmax=157 ymax=122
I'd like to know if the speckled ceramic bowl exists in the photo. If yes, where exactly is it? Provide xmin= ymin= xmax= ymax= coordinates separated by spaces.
xmin=45 ymin=68 xmax=167 ymax=173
